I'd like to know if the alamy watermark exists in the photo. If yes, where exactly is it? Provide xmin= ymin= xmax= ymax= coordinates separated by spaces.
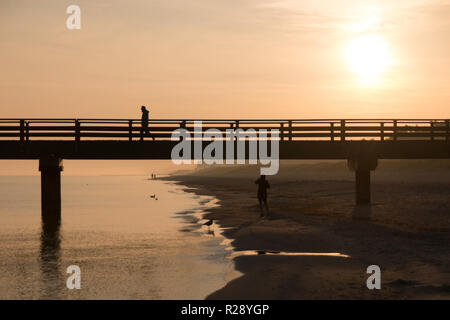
xmin=66 ymin=265 xmax=81 ymax=289
xmin=366 ymin=265 xmax=381 ymax=290
xmin=171 ymin=121 xmax=280 ymax=175
xmin=66 ymin=5 xmax=81 ymax=30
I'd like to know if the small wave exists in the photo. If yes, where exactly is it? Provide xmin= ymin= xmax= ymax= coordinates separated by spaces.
xmin=228 ymin=250 xmax=350 ymax=258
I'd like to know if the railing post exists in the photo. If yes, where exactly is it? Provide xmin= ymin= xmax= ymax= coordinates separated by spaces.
xmin=288 ymin=120 xmax=292 ymax=141
xmin=393 ymin=120 xmax=398 ymax=141
xmin=280 ymin=123 xmax=284 ymax=141
xmin=128 ymin=120 xmax=133 ymax=142
xmin=25 ymin=121 xmax=30 ymax=142
xmin=179 ymin=121 xmax=186 ymax=141
xmin=330 ymin=122 xmax=334 ymax=141
xmin=446 ymin=120 xmax=449 ymax=142
xmin=39 ymin=157 xmax=64 ymax=223
xmin=380 ymin=122 xmax=384 ymax=141
xmin=20 ymin=119 xmax=25 ymax=142
xmin=340 ymin=120 xmax=346 ymax=141
xmin=229 ymin=123 xmax=235 ymax=143
xmin=430 ymin=121 xmax=434 ymax=141
xmin=75 ymin=119 xmax=80 ymax=142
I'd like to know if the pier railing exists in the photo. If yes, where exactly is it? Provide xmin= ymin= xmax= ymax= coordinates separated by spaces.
xmin=0 ymin=119 xmax=449 ymax=142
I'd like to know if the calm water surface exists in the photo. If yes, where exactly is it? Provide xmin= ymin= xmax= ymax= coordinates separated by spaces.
xmin=0 ymin=176 xmax=236 ymax=299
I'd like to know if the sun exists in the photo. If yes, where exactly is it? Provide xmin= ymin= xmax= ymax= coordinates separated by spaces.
xmin=345 ymin=34 xmax=392 ymax=85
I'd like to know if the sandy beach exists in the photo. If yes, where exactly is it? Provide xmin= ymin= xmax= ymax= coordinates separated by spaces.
xmin=167 ymin=160 xmax=450 ymax=299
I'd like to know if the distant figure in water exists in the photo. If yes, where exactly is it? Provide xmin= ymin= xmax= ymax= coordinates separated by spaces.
xmin=255 ymin=175 xmax=270 ymax=217
xmin=140 ymin=105 xmax=155 ymax=141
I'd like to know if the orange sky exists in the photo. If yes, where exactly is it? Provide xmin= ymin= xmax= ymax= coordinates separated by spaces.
xmin=1 ymin=0 xmax=449 ymax=175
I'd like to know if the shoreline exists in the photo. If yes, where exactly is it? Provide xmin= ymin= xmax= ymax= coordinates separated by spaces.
xmin=167 ymin=181 xmax=243 ymax=299
xmin=166 ymin=175 xmax=450 ymax=299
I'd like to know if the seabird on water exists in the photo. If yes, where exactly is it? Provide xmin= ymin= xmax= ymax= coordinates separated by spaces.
xmin=203 ymin=219 xmax=213 ymax=227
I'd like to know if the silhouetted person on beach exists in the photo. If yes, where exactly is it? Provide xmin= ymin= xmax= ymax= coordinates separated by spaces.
xmin=140 ymin=106 xmax=155 ymax=141
xmin=255 ymin=175 xmax=270 ymax=217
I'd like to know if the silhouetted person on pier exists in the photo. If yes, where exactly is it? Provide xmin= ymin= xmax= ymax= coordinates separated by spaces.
xmin=140 ymin=106 xmax=155 ymax=141
xmin=255 ymin=175 xmax=270 ymax=217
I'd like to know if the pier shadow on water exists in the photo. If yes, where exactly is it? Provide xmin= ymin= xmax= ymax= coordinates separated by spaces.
xmin=40 ymin=217 xmax=63 ymax=299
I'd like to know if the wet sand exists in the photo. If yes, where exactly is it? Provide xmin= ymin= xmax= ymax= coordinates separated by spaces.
xmin=166 ymin=163 xmax=450 ymax=299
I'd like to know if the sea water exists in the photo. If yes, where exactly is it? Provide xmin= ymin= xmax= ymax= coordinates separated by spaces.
xmin=0 ymin=176 xmax=236 ymax=299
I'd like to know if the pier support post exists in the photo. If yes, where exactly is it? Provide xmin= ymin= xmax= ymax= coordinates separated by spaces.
xmin=348 ymin=157 xmax=378 ymax=205
xmin=39 ymin=157 xmax=64 ymax=223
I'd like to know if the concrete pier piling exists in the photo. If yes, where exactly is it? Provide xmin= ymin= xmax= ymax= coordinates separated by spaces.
xmin=39 ymin=157 xmax=64 ymax=223
xmin=348 ymin=157 xmax=378 ymax=205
